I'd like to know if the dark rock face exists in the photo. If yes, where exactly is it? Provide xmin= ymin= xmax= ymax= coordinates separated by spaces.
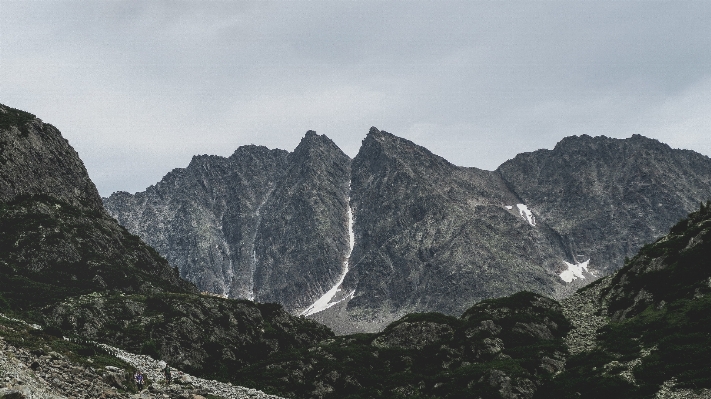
xmin=105 ymin=145 xmax=289 ymax=299
xmin=333 ymin=128 xmax=571 ymax=332
xmin=497 ymin=134 xmax=711 ymax=277
xmin=254 ymin=131 xmax=351 ymax=311
xmin=0 ymin=104 xmax=103 ymax=212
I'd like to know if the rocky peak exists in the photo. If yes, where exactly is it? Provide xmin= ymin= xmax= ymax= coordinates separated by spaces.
xmin=0 ymin=103 xmax=104 ymax=213
xmin=290 ymin=130 xmax=346 ymax=165
xmin=253 ymin=131 xmax=352 ymax=311
xmin=497 ymin=133 xmax=711 ymax=276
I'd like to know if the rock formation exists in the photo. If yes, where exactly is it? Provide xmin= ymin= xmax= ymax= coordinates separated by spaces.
xmin=104 ymin=127 xmax=711 ymax=334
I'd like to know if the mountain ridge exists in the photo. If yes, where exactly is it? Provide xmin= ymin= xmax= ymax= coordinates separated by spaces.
xmin=103 ymin=126 xmax=711 ymax=334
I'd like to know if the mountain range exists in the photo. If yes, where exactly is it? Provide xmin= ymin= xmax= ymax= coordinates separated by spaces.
xmin=104 ymin=126 xmax=711 ymax=334
xmin=2 ymin=102 xmax=711 ymax=398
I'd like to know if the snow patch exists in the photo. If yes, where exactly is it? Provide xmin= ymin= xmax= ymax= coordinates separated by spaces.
xmin=249 ymin=187 xmax=274 ymax=301
xmin=301 ymin=190 xmax=356 ymax=316
xmin=559 ymin=259 xmax=591 ymax=283
xmin=505 ymin=205 xmax=513 ymax=210
xmin=516 ymin=204 xmax=536 ymax=226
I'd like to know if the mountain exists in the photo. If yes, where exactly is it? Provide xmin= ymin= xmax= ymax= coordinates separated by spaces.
xmin=104 ymin=144 xmax=289 ymax=299
xmin=0 ymin=104 xmax=195 ymax=312
xmin=497 ymin=133 xmax=711 ymax=277
xmin=104 ymin=127 xmax=711 ymax=334
xmin=0 ymin=103 xmax=331 ymax=389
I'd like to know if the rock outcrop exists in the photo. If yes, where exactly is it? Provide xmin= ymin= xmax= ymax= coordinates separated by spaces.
xmin=0 ymin=104 xmax=103 ymax=212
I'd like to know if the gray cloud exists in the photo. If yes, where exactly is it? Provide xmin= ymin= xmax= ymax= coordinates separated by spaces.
xmin=2 ymin=1 xmax=710 ymax=196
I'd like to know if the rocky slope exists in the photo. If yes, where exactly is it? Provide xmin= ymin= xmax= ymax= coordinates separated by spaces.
xmin=0 ymin=104 xmax=331 ymax=394
xmin=105 ymin=127 xmax=711 ymax=334
xmin=538 ymin=202 xmax=711 ymax=398
xmin=44 ymin=292 xmax=333 ymax=381
xmin=236 ymin=291 xmax=570 ymax=399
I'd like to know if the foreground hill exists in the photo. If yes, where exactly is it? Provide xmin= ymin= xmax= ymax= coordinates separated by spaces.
xmin=538 ymin=201 xmax=711 ymax=398
xmin=0 ymin=103 xmax=332 ymax=388
xmin=0 ymin=104 xmax=195 ymax=313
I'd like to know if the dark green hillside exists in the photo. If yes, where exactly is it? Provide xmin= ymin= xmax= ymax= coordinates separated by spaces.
xmin=537 ymin=202 xmax=711 ymax=398
xmin=44 ymin=291 xmax=333 ymax=382
xmin=235 ymin=292 xmax=570 ymax=399
xmin=0 ymin=194 xmax=195 ymax=315
xmin=0 ymin=103 xmax=330 ymax=390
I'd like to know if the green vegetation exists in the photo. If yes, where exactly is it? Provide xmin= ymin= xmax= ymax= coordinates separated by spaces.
xmin=538 ymin=201 xmax=711 ymax=398
xmin=0 ymin=194 xmax=191 ymax=317
xmin=0 ymin=105 xmax=35 ymax=131
xmin=236 ymin=292 xmax=570 ymax=398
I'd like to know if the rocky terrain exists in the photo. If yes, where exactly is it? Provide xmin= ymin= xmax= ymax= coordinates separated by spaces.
xmin=105 ymin=126 xmax=711 ymax=334
xmin=236 ymin=291 xmax=570 ymax=399
xmin=0 ymin=312 xmax=283 ymax=399
xmin=0 ymin=103 xmax=331 ymax=395
xmin=537 ymin=202 xmax=711 ymax=398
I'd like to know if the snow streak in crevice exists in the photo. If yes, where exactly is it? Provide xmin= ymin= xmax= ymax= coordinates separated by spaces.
xmin=249 ymin=187 xmax=274 ymax=301
xmin=301 ymin=186 xmax=355 ymax=316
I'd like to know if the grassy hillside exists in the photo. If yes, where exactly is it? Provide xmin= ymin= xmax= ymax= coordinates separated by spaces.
xmin=537 ymin=201 xmax=711 ymax=398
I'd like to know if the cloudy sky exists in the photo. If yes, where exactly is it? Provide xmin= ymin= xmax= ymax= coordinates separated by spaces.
xmin=2 ymin=1 xmax=711 ymax=196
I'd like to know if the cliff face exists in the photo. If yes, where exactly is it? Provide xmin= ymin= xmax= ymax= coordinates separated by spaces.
xmin=0 ymin=104 xmax=103 ymax=212
xmin=105 ymin=145 xmax=289 ymax=298
xmin=104 ymin=127 xmax=711 ymax=334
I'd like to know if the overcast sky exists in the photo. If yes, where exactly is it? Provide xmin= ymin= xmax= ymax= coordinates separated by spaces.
xmin=2 ymin=1 xmax=711 ymax=196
